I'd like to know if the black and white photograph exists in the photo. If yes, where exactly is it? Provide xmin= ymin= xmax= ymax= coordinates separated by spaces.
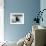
xmin=10 ymin=13 xmax=24 ymax=24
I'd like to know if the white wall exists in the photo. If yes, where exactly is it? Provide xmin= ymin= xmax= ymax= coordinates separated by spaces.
xmin=40 ymin=0 xmax=46 ymax=27
xmin=40 ymin=0 xmax=46 ymax=45
xmin=0 ymin=0 xmax=4 ymax=42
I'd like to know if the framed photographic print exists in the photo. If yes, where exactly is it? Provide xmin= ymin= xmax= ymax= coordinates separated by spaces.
xmin=10 ymin=13 xmax=24 ymax=24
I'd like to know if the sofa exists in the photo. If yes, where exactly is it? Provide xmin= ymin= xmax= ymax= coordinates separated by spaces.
xmin=1 ymin=25 xmax=46 ymax=46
